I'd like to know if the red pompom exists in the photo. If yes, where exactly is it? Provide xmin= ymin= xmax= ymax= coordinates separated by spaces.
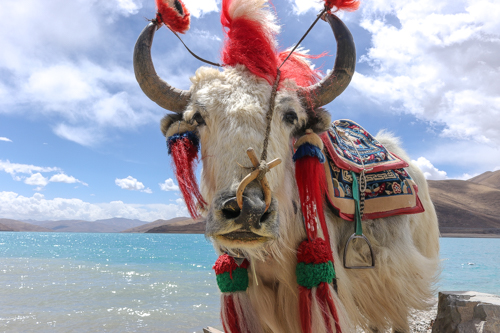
xmin=213 ymin=254 xmax=249 ymax=275
xmin=297 ymin=238 xmax=332 ymax=264
xmin=156 ymin=0 xmax=190 ymax=34
xmin=324 ymin=0 xmax=360 ymax=12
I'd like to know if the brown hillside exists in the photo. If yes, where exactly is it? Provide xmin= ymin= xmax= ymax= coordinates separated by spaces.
xmin=0 ymin=219 xmax=53 ymax=232
xmin=427 ymin=179 xmax=500 ymax=235
xmin=146 ymin=221 xmax=206 ymax=234
xmin=468 ymin=170 xmax=500 ymax=190
xmin=122 ymin=217 xmax=192 ymax=233
xmin=0 ymin=222 xmax=14 ymax=231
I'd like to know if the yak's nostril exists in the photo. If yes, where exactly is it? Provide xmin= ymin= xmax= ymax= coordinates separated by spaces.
xmin=221 ymin=198 xmax=241 ymax=220
xmin=222 ymin=207 xmax=240 ymax=220
xmin=260 ymin=210 xmax=272 ymax=223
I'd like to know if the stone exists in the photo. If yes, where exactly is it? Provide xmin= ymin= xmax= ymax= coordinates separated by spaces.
xmin=432 ymin=291 xmax=500 ymax=333
xmin=203 ymin=327 xmax=224 ymax=333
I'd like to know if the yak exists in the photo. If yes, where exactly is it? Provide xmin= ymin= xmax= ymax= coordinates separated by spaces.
xmin=133 ymin=0 xmax=440 ymax=332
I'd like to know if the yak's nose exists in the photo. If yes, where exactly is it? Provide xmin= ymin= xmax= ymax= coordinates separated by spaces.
xmin=221 ymin=195 xmax=272 ymax=229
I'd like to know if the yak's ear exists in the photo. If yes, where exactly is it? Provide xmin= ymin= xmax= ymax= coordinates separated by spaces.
xmin=161 ymin=113 xmax=197 ymax=138
xmin=293 ymin=108 xmax=332 ymax=137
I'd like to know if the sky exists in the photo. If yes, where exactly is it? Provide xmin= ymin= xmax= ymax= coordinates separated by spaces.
xmin=0 ymin=0 xmax=499 ymax=222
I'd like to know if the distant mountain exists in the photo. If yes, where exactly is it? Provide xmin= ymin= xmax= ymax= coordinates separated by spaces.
xmin=21 ymin=218 xmax=148 ymax=233
xmin=146 ymin=219 xmax=206 ymax=234
xmin=428 ymin=173 xmax=500 ymax=236
xmin=0 ymin=222 xmax=14 ymax=231
xmin=468 ymin=170 xmax=500 ymax=190
xmin=0 ymin=219 xmax=53 ymax=232
xmin=94 ymin=218 xmax=147 ymax=230
xmin=39 ymin=220 xmax=119 ymax=233
xmin=122 ymin=217 xmax=197 ymax=233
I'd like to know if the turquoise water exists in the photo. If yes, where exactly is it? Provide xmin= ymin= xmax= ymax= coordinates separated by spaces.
xmin=0 ymin=233 xmax=499 ymax=332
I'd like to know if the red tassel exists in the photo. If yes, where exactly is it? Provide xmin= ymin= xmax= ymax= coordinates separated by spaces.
xmin=299 ymin=286 xmax=313 ymax=333
xmin=222 ymin=294 xmax=241 ymax=333
xmin=295 ymin=155 xmax=329 ymax=245
xmin=318 ymin=283 xmax=342 ymax=333
xmin=169 ymin=137 xmax=206 ymax=218
xmin=324 ymin=0 xmax=360 ymax=12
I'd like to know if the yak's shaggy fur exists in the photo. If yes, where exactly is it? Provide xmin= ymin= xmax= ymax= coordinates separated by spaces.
xmin=177 ymin=65 xmax=440 ymax=332
xmin=157 ymin=0 xmax=439 ymax=331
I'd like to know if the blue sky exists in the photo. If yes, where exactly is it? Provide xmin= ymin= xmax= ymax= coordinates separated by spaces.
xmin=1 ymin=0 xmax=499 ymax=221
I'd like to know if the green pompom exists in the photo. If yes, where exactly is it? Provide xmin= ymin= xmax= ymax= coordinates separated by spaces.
xmin=296 ymin=261 xmax=335 ymax=289
xmin=216 ymin=267 xmax=249 ymax=293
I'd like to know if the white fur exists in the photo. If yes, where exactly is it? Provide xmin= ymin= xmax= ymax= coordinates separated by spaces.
xmin=182 ymin=65 xmax=440 ymax=332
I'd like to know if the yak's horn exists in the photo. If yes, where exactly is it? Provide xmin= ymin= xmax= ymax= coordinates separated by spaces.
xmin=134 ymin=22 xmax=191 ymax=113
xmin=298 ymin=13 xmax=356 ymax=109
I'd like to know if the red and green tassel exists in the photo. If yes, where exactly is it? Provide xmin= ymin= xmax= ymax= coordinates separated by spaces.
xmin=293 ymin=129 xmax=342 ymax=333
xmin=213 ymin=254 xmax=262 ymax=333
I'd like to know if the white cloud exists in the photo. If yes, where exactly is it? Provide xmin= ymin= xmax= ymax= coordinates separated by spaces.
xmin=0 ymin=0 xmax=159 ymax=147
xmin=183 ymin=0 xmax=219 ymax=18
xmin=159 ymin=178 xmax=180 ymax=191
xmin=287 ymin=0 xmax=323 ymax=15
xmin=354 ymin=0 xmax=500 ymax=144
xmin=0 ymin=160 xmax=61 ymax=176
xmin=115 ymin=176 xmax=152 ymax=193
xmin=24 ymin=173 xmax=49 ymax=187
xmin=49 ymin=174 xmax=88 ymax=186
xmin=0 ymin=191 xmax=188 ymax=221
xmin=0 ymin=160 xmax=88 ymax=189
xmin=53 ymin=124 xmax=105 ymax=147
xmin=412 ymin=157 xmax=447 ymax=180
xmin=0 ymin=137 xmax=12 ymax=142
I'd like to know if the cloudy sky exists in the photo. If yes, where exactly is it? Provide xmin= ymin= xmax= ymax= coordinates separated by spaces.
xmin=1 ymin=0 xmax=499 ymax=221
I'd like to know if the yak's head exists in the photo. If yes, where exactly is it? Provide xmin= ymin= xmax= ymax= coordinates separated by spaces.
xmin=134 ymin=1 xmax=355 ymax=257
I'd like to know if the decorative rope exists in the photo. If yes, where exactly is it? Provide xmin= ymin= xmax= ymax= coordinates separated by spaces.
xmin=260 ymin=70 xmax=282 ymax=163
xmin=155 ymin=14 xmax=222 ymax=68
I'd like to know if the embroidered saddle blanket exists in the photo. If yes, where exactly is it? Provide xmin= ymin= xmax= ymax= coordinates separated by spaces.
xmin=321 ymin=119 xmax=424 ymax=221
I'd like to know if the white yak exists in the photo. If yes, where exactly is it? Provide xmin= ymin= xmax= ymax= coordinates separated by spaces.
xmin=134 ymin=0 xmax=440 ymax=332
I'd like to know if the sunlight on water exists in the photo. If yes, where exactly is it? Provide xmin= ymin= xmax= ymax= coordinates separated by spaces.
xmin=0 ymin=233 xmax=499 ymax=332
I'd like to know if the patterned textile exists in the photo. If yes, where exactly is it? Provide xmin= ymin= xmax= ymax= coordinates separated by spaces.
xmin=321 ymin=120 xmax=424 ymax=221
xmin=323 ymin=119 xmax=408 ymax=173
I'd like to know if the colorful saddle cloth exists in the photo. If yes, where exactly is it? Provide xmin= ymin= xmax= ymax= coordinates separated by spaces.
xmin=321 ymin=120 xmax=424 ymax=221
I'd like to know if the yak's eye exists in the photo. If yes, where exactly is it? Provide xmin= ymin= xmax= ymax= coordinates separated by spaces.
xmin=283 ymin=109 xmax=298 ymax=125
xmin=192 ymin=111 xmax=205 ymax=126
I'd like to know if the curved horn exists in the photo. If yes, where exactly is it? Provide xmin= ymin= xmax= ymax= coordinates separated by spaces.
xmin=134 ymin=22 xmax=191 ymax=113
xmin=298 ymin=13 xmax=356 ymax=109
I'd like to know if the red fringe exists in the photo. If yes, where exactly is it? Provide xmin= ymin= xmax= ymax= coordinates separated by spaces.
xmin=324 ymin=0 xmax=360 ymax=12
xmin=299 ymin=286 xmax=312 ymax=333
xmin=156 ymin=0 xmax=190 ymax=34
xmin=220 ymin=0 xmax=326 ymax=87
xmin=222 ymin=294 xmax=240 ymax=333
xmin=318 ymin=283 xmax=342 ymax=333
xmin=221 ymin=2 xmax=278 ymax=85
xmin=169 ymin=137 xmax=206 ymax=218
xmin=294 ymin=156 xmax=328 ymax=242
xmin=278 ymin=51 xmax=324 ymax=88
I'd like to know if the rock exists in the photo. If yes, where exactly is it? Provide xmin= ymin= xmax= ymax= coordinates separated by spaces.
xmin=432 ymin=291 xmax=500 ymax=333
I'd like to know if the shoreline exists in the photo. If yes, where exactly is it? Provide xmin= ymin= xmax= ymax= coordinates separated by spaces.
xmin=440 ymin=233 xmax=500 ymax=238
